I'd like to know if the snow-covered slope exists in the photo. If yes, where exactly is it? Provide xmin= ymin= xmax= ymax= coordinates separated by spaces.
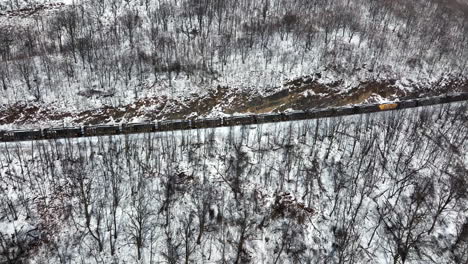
xmin=0 ymin=0 xmax=467 ymax=128
xmin=0 ymin=102 xmax=467 ymax=263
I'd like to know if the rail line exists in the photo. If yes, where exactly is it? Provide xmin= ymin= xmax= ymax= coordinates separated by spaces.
xmin=1 ymin=93 xmax=468 ymax=142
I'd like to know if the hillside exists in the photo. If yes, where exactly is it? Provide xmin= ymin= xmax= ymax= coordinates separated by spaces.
xmin=0 ymin=102 xmax=467 ymax=263
xmin=1 ymin=1 xmax=468 ymax=263
xmin=0 ymin=0 xmax=467 ymax=128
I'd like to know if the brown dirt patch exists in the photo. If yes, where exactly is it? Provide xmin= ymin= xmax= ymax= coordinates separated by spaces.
xmin=0 ymin=3 xmax=65 ymax=18
xmin=0 ymin=77 xmax=467 ymax=128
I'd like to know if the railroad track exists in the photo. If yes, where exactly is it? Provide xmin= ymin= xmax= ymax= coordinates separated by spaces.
xmin=1 ymin=93 xmax=468 ymax=142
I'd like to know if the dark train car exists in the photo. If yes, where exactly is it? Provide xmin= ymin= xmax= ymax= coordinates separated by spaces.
xmin=257 ymin=113 xmax=285 ymax=124
xmin=417 ymin=97 xmax=440 ymax=107
xmin=0 ymin=130 xmax=16 ymax=142
xmin=84 ymin=125 xmax=120 ymax=137
xmin=334 ymin=106 xmax=356 ymax=116
xmin=191 ymin=118 xmax=223 ymax=129
xmin=157 ymin=120 xmax=173 ymax=131
xmin=399 ymin=100 xmax=417 ymax=109
xmin=190 ymin=119 xmax=204 ymax=129
xmin=122 ymin=123 xmax=154 ymax=134
xmin=303 ymin=109 xmax=321 ymax=120
xmin=157 ymin=120 xmax=190 ymax=131
xmin=11 ymin=129 xmax=43 ymax=141
xmin=356 ymin=104 xmax=379 ymax=114
xmin=446 ymin=93 xmax=468 ymax=103
xmin=315 ymin=108 xmax=337 ymax=118
xmin=286 ymin=110 xmax=308 ymax=121
xmin=43 ymin=127 xmax=82 ymax=139
xmin=453 ymin=93 xmax=468 ymax=101
xmin=171 ymin=120 xmax=191 ymax=130
xmin=205 ymin=117 xmax=224 ymax=127
xmin=223 ymin=115 xmax=255 ymax=126
xmin=439 ymin=95 xmax=452 ymax=104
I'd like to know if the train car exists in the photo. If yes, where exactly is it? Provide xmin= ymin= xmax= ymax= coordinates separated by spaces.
xmin=334 ymin=105 xmax=356 ymax=116
xmin=378 ymin=103 xmax=399 ymax=111
xmin=303 ymin=109 xmax=321 ymax=120
xmin=315 ymin=108 xmax=337 ymax=118
xmin=157 ymin=120 xmax=190 ymax=131
xmin=398 ymin=100 xmax=417 ymax=109
xmin=190 ymin=119 xmax=204 ymax=129
xmin=121 ymin=123 xmax=154 ymax=134
xmin=285 ymin=110 xmax=308 ymax=121
xmin=223 ymin=115 xmax=255 ymax=126
xmin=43 ymin=127 xmax=82 ymax=139
xmin=355 ymin=104 xmax=379 ymax=114
xmin=439 ymin=95 xmax=452 ymax=104
xmin=257 ymin=113 xmax=285 ymax=124
xmin=0 ymin=130 xmax=15 ymax=142
xmin=204 ymin=118 xmax=223 ymax=128
xmin=157 ymin=120 xmax=174 ymax=131
xmin=417 ymin=97 xmax=440 ymax=107
xmin=84 ymin=125 xmax=120 ymax=137
xmin=171 ymin=120 xmax=191 ymax=130
xmin=191 ymin=118 xmax=223 ymax=129
xmin=446 ymin=93 xmax=468 ymax=103
xmin=11 ymin=129 xmax=43 ymax=141
xmin=457 ymin=93 xmax=468 ymax=102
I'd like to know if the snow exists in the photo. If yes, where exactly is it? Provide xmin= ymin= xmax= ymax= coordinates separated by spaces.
xmin=0 ymin=0 xmax=466 ymax=130
xmin=0 ymin=102 xmax=466 ymax=263
xmin=0 ymin=0 xmax=467 ymax=261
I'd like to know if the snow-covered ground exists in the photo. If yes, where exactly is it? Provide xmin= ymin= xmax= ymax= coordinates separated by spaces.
xmin=0 ymin=102 xmax=467 ymax=263
xmin=0 ymin=0 xmax=467 ymax=129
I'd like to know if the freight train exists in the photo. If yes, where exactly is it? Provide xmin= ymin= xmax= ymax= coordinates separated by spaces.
xmin=1 ymin=93 xmax=467 ymax=142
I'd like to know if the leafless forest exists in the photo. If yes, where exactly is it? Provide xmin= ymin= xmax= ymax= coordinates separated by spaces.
xmin=0 ymin=102 xmax=467 ymax=263
xmin=0 ymin=0 xmax=467 ymax=110
xmin=1 ymin=0 xmax=468 ymax=263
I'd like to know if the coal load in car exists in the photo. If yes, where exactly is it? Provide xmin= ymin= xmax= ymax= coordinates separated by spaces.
xmin=315 ymin=108 xmax=337 ymax=118
xmin=84 ymin=125 xmax=120 ymax=136
xmin=157 ymin=120 xmax=190 ymax=131
xmin=12 ymin=130 xmax=43 ymax=141
xmin=456 ymin=93 xmax=468 ymax=101
xmin=334 ymin=106 xmax=356 ymax=116
xmin=398 ymin=100 xmax=417 ymax=109
xmin=286 ymin=111 xmax=308 ymax=120
xmin=122 ymin=123 xmax=154 ymax=134
xmin=190 ymin=119 xmax=203 ymax=129
xmin=224 ymin=115 xmax=255 ymax=126
xmin=356 ymin=104 xmax=379 ymax=114
xmin=444 ymin=93 xmax=468 ymax=103
xmin=439 ymin=95 xmax=452 ymax=104
xmin=417 ymin=97 xmax=440 ymax=107
xmin=191 ymin=118 xmax=222 ymax=129
xmin=304 ymin=109 xmax=321 ymax=119
xmin=171 ymin=120 xmax=191 ymax=130
xmin=202 ymin=118 xmax=223 ymax=128
xmin=43 ymin=127 xmax=82 ymax=139
xmin=257 ymin=113 xmax=284 ymax=124
xmin=157 ymin=120 xmax=173 ymax=131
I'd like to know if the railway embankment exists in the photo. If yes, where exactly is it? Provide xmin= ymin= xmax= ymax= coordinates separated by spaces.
xmin=1 ymin=93 xmax=467 ymax=142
